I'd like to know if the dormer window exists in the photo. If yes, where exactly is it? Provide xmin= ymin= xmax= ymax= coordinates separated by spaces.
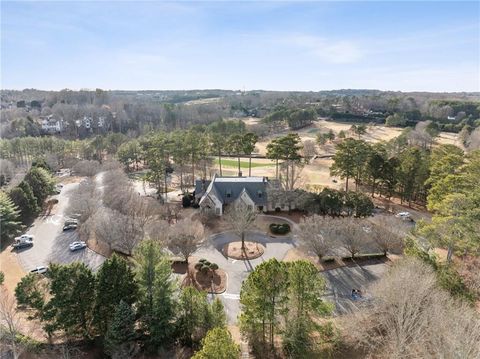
xmin=226 ymin=189 xmax=231 ymax=198
xmin=258 ymin=190 xmax=262 ymax=198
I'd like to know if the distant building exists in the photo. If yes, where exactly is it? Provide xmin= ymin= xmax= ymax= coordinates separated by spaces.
xmin=195 ymin=174 xmax=270 ymax=216
xmin=97 ymin=116 xmax=105 ymax=128
xmin=40 ymin=115 xmax=62 ymax=133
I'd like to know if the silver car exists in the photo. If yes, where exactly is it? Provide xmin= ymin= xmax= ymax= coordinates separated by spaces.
xmin=69 ymin=241 xmax=87 ymax=251
xmin=30 ymin=266 xmax=48 ymax=274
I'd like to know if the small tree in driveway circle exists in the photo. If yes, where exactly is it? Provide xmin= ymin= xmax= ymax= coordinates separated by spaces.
xmin=167 ymin=218 xmax=205 ymax=267
xmin=225 ymin=202 xmax=257 ymax=252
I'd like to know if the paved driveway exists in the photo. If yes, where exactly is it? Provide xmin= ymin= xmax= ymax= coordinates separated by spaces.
xmin=15 ymin=182 xmax=105 ymax=273
xmin=322 ymin=262 xmax=388 ymax=314
xmin=194 ymin=229 xmax=389 ymax=323
xmin=195 ymin=230 xmax=297 ymax=323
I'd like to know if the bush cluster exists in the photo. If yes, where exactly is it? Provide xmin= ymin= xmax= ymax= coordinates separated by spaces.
xmin=195 ymin=259 xmax=219 ymax=274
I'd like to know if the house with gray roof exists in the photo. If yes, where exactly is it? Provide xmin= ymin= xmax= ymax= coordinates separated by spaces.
xmin=194 ymin=174 xmax=270 ymax=215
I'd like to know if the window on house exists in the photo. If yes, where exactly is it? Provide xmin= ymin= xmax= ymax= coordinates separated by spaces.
xmin=248 ymin=205 xmax=253 ymax=211
xmin=226 ymin=189 xmax=231 ymax=198
xmin=258 ymin=190 xmax=262 ymax=198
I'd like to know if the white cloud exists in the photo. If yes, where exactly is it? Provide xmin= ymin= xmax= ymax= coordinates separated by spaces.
xmin=286 ymin=35 xmax=364 ymax=64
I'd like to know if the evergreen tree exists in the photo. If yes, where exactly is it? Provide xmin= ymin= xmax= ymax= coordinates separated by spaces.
xmin=283 ymin=261 xmax=333 ymax=357
xmin=24 ymin=167 xmax=54 ymax=206
xmin=104 ymin=300 xmax=137 ymax=359
xmin=0 ymin=191 xmax=23 ymax=240
xmin=239 ymin=259 xmax=288 ymax=354
xmin=208 ymin=298 xmax=227 ymax=330
xmin=192 ymin=327 xmax=240 ymax=359
xmin=134 ymin=240 xmax=175 ymax=350
xmin=94 ymin=254 xmax=138 ymax=335
xmin=242 ymin=132 xmax=258 ymax=177
xmin=43 ymin=263 xmax=96 ymax=338
xmin=176 ymin=286 xmax=210 ymax=347
xmin=8 ymin=181 xmax=39 ymax=223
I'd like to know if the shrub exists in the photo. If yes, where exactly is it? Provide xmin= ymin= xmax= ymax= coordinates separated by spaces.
xmin=199 ymin=258 xmax=207 ymax=264
xmin=201 ymin=265 xmax=210 ymax=274
xmin=194 ymin=262 xmax=203 ymax=271
xmin=182 ymin=195 xmax=192 ymax=208
xmin=210 ymin=263 xmax=219 ymax=271
xmin=269 ymin=223 xmax=291 ymax=235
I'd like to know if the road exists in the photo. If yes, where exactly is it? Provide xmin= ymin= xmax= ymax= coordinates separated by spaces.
xmin=15 ymin=181 xmax=105 ymax=273
xmin=195 ymin=230 xmax=297 ymax=323
xmin=195 ymin=223 xmax=388 ymax=323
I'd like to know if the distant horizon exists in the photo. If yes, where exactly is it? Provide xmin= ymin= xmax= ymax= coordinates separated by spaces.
xmin=2 ymin=87 xmax=480 ymax=95
xmin=2 ymin=1 xmax=479 ymax=92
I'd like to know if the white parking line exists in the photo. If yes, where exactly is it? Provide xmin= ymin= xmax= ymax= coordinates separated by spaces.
xmin=222 ymin=292 xmax=240 ymax=300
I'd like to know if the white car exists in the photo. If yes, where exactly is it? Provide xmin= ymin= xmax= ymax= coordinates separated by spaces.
xmin=30 ymin=266 xmax=48 ymax=274
xmin=16 ymin=234 xmax=34 ymax=241
xmin=69 ymin=241 xmax=87 ymax=251
xmin=395 ymin=211 xmax=411 ymax=218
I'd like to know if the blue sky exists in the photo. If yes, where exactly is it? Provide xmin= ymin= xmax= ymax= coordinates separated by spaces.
xmin=1 ymin=1 xmax=479 ymax=92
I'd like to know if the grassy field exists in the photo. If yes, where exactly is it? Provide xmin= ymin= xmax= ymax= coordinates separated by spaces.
xmin=214 ymin=158 xmax=276 ymax=168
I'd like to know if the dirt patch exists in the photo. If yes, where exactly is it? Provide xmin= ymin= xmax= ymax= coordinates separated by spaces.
xmin=182 ymin=262 xmax=227 ymax=294
xmin=282 ymin=248 xmax=346 ymax=271
xmin=223 ymin=241 xmax=265 ymax=260
xmin=172 ymin=261 xmax=188 ymax=275
xmin=56 ymin=176 xmax=84 ymax=185
xmin=86 ymin=237 xmax=112 ymax=258
xmin=0 ymin=248 xmax=26 ymax=293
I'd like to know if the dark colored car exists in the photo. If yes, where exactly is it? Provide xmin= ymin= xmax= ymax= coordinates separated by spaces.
xmin=63 ymin=223 xmax=78 ymax=231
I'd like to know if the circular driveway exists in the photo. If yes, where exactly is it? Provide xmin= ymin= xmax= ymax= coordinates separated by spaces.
xmin=194 ymin=230 xmax=296 ymax=323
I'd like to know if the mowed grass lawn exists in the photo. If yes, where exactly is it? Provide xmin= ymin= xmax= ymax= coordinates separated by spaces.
xmin=214 ymin=158 xmax=276 ymax=168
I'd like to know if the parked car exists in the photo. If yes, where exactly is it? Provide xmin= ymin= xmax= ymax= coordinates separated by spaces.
xmin=395 ymin=211 xmax=411 ymax=218
xmin=30 ymin=266 xmax=48 ymax=274
xmin=63 ymin=223 xmax=78 ymax=231
xmin=69 ymin=241 xmax=87 ymax=251
xmin=64 ymin=218 xmax=78 ymax=226
xmin=12 ymin=234 xmax=34 ymax=249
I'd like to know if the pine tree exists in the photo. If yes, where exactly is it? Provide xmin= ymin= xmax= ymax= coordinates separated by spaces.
xmin=24 ymin=167 xmax=54 ymax=206
xmin=209 ymin=298 xmax=227 ymax=329
xmin=282 ymin=260 xmax=333 ymax=357
xmin=176 ymin=286 xmax=210 ymax=347
xmin=134 ymin=240 xmax=175 ymax=350
xmin=43 ymin=263 xmax=96 ymax=338
xmin=0 ymin=191 xmax=23 ymax=240
xmin=8 ymin=181 xmax=39 ymax=223
xmin=94 ymin=254 xmax=138 ymax=335
xmin=239 ymin=259 xmax=288 ymax=354
xmin=104 ymin=300 xmax=137 ymax=359
xmin=192 ymin=327 xmax=240 ymax=359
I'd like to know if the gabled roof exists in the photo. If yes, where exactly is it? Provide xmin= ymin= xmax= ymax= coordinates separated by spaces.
xmin=195 ymin=175 xmax=269 ymax=206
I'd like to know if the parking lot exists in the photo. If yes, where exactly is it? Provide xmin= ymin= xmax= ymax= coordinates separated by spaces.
xmin=15 ymin=181 xmax=105 ymax=273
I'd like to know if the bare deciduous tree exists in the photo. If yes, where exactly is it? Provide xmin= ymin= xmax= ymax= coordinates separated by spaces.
xmin=335 ymin=218 xmax=370 ymax=258
xmin=72 ymin=160 xmax=101 ymax=177
xmin=298 ymin=215 xmax=338 ymax=260
xmin=167 ymin=218 xmax=205 ymax=265
xmin=369 ymin=215 xmax=407 ymax=255
xmin=66 ymin=180 xmax=100 ymax=223
xmin=224 ymin=202 xmax=257 ymax=251
xmin=346 ymin=258 xmax=480 ymax=359
xmin=302 ymin=140 xmax=317 ymax=161
xmin=0 ymin=287 xmax=23 ymax=359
